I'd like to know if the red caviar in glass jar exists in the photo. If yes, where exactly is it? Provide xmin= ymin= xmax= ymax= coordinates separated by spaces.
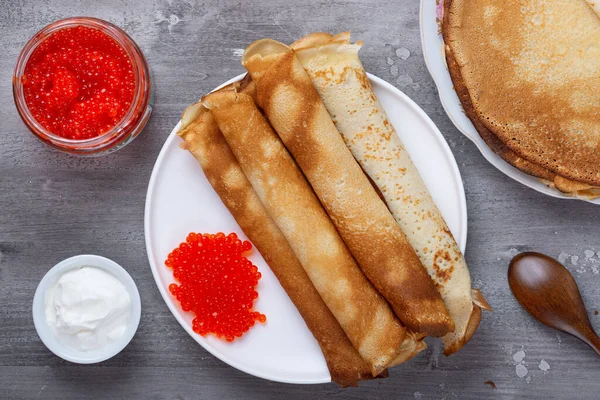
xmin=165 ymin=232 xmax=266 ymax=342
xmin=22 ymin=25 xmax=135 ymax=140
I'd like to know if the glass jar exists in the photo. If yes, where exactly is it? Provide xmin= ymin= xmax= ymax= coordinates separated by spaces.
xmin=12 ymin=17 xmax=153 ymax=156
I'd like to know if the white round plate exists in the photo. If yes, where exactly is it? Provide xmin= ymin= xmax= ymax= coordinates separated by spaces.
xmin=144 ymin=73 xmax=468 ymax=384
xmin=420 ymin=0 xmax=599 ymax=205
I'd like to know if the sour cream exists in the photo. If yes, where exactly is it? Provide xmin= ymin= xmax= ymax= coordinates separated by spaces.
xmin=44 ymin=266 xmax=131 ymax=352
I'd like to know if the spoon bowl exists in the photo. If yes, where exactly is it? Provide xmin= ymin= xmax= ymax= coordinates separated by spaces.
xmin=508 ymin=251 xmax=600 ymax=356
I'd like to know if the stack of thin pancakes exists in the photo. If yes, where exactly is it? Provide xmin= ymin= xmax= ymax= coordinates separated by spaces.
xmin=443 ymin=0 xmax=600 ymax=198
xmin=176 ymin=33 xmax=489 ymax=387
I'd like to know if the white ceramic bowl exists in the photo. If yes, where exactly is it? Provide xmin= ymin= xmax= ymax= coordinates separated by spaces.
xmin=32 ymin=254 xmax=141 ymax=364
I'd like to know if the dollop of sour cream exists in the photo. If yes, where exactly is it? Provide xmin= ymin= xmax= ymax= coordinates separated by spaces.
xmin=44 ymin=266 xmax=131 ymax=351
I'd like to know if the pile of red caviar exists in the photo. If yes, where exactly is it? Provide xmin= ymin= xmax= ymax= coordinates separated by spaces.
xmin=22 ymin=26 xmax=135 ymax=140
xmin=166 ymin=232 xmax=266 ymax=342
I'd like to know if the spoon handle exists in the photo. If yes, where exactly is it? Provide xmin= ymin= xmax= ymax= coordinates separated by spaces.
xmin=578 ymin=328 xmax=600 ymax=357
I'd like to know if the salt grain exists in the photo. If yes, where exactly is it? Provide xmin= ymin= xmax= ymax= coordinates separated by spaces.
xmin=571 ymin=255 xmax=579 ymax=266
xmin=558 ymin=252 xmax=569 ymax=264
xmin=396 ymin=47 xmax=411 ymax=60
xmin=585 ymin=250 xmax=595 ymax=260
xmin=499 ymin=248 xmax=519 ymax=261
xmin=539 ymin=359 xmax=550 ymax=372
xmin=513 ymin=350 xmax=526 ymax=363
xmin=396 ymin=74 xmax=414 ymax=87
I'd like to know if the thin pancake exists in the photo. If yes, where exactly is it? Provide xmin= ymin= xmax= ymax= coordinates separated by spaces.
xmin=243 ymin=39 xmax=454 ymax=337
xmin=293 ymin=32 xmax=490 ymax=355
xmin=443 ymin=13 xmax=600 ymax=199
xmin=202 ymin=89 xmax=407 ymax=376
xmin=177 ymin=103 xmax=377 ymax=386
xmin=444 ymin=0 xmax=600 ymax=186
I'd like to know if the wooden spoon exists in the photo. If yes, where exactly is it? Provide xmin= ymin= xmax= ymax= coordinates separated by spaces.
xmin=508 ymin=251 xmax=600 ymax=356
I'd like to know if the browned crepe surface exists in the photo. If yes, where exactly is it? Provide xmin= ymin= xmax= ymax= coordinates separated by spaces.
xmin=243 ymin=44 xmax=453 ymax=337
xmin=177 ymin=105 xmax=378 ymax=387
xmin=443 ymin=9 xmax=600 ymax=198
xmin=443 ymin=0 xmax=600 ymax=187
xmin=291 ymin=32 xmax=491 ymax=354
xmin=203 ymin=89 xmax=407 ymax=376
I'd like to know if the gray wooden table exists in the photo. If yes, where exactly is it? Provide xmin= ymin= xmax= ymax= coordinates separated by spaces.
xmin=2 ymin=0 xmax=599 ymax=399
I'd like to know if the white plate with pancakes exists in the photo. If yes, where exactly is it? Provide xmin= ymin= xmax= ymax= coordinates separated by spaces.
xmin=144 ymin=73 xmax=468 ymax=384
xmin=420 ymin=0 xmax=600 ymax=204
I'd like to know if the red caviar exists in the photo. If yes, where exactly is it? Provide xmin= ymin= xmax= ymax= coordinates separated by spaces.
xmin=22 ymin=25 xmax=135 ymax=140
xmin=166 ymin=232 xmax=266 ymax=342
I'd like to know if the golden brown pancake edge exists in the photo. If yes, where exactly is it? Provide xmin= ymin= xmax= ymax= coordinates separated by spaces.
xmin=442 ymin=0 xmax=600 ymax=197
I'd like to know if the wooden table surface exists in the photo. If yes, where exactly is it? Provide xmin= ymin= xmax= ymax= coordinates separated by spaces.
xmin=2 ymin=0 xmax=599 ymax=398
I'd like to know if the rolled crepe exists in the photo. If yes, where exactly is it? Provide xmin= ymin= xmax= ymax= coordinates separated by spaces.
xmin=202 ymin=89 xmax=406 ymax=376
xmin=176 ymin=101 xmax=378 ymax=386
xmin=586 ymin=0 xmax=600 ymax=18
xmin=292 ymin=32 xmax=491 ymax=355
xmin=242 ymin=39 xmax=454 ymax=337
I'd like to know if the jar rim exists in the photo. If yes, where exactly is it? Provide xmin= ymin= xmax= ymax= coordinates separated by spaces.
xmin=12 ymin=17 xmax=151 ymax=147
